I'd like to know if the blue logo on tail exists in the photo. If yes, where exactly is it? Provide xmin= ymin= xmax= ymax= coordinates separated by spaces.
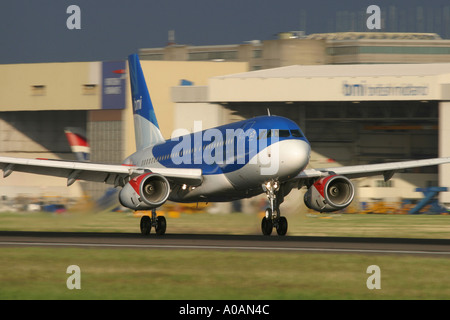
xmin=128 ymin=54 xmax=164 ymax=150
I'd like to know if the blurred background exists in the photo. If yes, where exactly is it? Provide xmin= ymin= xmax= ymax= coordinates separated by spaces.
xmin=2 ymin=0 xmax=450 ymax=216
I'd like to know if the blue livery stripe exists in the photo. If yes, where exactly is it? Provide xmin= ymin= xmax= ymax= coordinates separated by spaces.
xmin=128 ymin=54 xmax=160 ymax=129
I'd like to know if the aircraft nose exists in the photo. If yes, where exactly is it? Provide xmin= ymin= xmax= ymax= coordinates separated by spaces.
xmin=278 ymin=139 xmax=310 ymax=179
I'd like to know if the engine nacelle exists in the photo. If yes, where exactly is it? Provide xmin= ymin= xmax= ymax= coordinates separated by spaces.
xmin=119 ymin=173 xmax=170 ymax=210
xmin=304 ymin=175 xmax=355 ymax=212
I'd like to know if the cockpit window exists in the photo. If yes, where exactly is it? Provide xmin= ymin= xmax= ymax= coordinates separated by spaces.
xmin=278 ymin=130 xmax=291 ymax=137
xmin=290 ymin=129 xmax=303 ymax=138
xmin=259 ymin=129 xmax=292 ymax=139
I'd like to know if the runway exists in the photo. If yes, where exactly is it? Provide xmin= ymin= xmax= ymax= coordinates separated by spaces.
xmin=1 ymin=231 xmax=450 ymax=256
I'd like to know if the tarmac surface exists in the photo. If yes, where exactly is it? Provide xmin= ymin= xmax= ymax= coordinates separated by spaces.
xmin=0 ymin=231 xmax=450 ymax=256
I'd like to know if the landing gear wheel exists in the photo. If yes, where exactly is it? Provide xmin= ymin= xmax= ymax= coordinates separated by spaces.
xmin=276 ymin=216 xmax=288 ymax=236
xmin=261 ymin=180 xmax=289 ymax=236
xmin=140 ymin=215 xmax=151 ymax=235
xmin=261 ymin=216 xmax=273 ymax=236
xmin=155 ymin=216 xmax=167 ymax=235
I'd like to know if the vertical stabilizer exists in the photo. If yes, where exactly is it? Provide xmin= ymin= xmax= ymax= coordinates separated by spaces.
xmin=64 ymin=127 xmax=90 ymax=161
xmin=128 ymin=54 xmax=165 ymax=151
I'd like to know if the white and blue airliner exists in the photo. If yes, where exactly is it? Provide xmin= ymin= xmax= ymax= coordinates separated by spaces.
xmin=2 ymin=54 xmax=450 ymax=236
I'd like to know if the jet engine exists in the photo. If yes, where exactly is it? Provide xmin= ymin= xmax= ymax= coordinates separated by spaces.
xmin=304 ymin=175 xmax=355 ymax=212
xmin=119 ymin=173 xmax=170 ymax=210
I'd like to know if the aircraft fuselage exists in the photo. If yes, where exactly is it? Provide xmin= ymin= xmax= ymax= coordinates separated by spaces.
xmin=123 ymin=115 xmax=311 ymax=202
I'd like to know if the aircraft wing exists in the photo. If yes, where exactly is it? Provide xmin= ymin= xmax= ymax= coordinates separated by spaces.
xmin=296 ymin=157 xmax=450 ymax=181
xmin=0 ymin=156 xmax=203 ymax=187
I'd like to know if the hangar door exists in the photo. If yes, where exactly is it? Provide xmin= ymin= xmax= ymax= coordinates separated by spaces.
xmin=224 ymin=100 xmax=438 ymax=168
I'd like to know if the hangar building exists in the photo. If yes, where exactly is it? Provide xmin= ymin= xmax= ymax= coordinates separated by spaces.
xmin=0 ymin=60 xmax=247 ymax=202
xmin=172 ymin=63 xmax=450 ymax=206
xmin=140 ymin=32 xmax=450 ymax=69
xmin=2 ymin=55 xmax=450 ymax=210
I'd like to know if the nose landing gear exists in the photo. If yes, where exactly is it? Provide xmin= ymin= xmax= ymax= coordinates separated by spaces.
xmin=261 ymin=180 xmax=288 ymax=236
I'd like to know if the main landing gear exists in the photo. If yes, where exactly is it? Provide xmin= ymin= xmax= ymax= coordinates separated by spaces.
xmin=261 ymin=180 xmax=288 ymax=236
xmin=139 ymin=208 xmax=166 ymax=236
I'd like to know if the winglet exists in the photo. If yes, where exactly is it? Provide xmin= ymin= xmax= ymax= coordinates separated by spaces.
xmin=128 ymin=54 xmax=165 ymax=151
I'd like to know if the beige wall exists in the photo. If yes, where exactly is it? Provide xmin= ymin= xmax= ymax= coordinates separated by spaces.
xmin=173 ymin=102 xmax=229 ymax=135
xmin=209 ymin=75 xmax=438 ymax=102
xmin=439 ymin=101 xmax=450 ymax=205
xmin=0 ymin=62 xmax=101 ymax=111
xmin=0 ymin=59 xmax=247 ymax=159
xmin=123 ymin=60 xmax=247 ymax=156
xmin=262 ymin=39 xmax=328 ymax=67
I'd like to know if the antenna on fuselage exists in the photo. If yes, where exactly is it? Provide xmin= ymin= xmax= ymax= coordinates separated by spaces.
xmin=267 ymin=108 xmax=271 ymax=116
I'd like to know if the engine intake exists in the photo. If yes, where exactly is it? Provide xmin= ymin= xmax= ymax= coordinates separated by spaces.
xmin=304 ymin=175 xmax=354 ymax=212
xmin=119 ymin=173 xmax=170 ymax=210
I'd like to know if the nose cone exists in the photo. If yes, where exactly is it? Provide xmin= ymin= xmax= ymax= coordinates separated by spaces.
xmin=277 ymin=139 xmax=310 ymax=180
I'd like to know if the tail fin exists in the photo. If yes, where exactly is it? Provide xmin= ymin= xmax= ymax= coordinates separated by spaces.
xmin=64 ymin=127 xmax=90 ymax=161
xmin=128 ymin=53 xmax=164 ymax=151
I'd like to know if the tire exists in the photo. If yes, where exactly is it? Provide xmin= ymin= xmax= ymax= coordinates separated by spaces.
xmin=276 ymin=216 xmax=288 ymax=236
xmin=261 ymin=216 xmax=273 ymax=236
xmin=155 ymin=216 xmax=167 ymax=235
xmin=140 ymin=215 xmax=151 ymax=235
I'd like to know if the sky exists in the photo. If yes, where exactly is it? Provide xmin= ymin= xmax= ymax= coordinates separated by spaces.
xmin=1 ymin=0 xmax=449 ymax=64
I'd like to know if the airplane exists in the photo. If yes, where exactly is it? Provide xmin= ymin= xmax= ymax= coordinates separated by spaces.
xmin=64 ymin=127 xmax=90 ymax=162
xmin=1 ymin=53 xmax=450 ymax=236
